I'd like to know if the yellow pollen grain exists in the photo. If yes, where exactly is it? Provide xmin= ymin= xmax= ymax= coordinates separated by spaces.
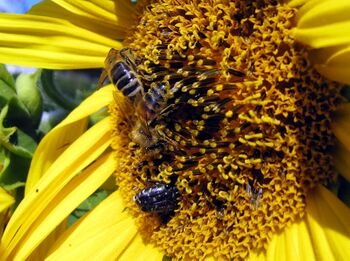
xmin=200 ymin=167 xmax=206 ymax=174
xmin=216 ymin=84 xmax=224 ymax=91
xmin=191 ymin=140 xmax=199 ymax=146
xmin=187 ymin=54 xmax=195 ymax=61
xmin=229 ymin=143 xmax=235 ymax=149
xmin=210 ymin=142 xmax=217 ymax=148
xmin=245 ymin=133 xmax=263 ymax=139
xmin=239 ymin=137 xmax=248 ymax=144
xmin=207 ymin=89 xmax=215 ymax=95
xmin=246 ymin=158 xmax=262 ymax=164
xmin=238 ymin=154 xmax=248 ymax=159
xmin=175 ymin=123 xmax=181 ymax=132
xmin=207 ymin=164 xmax=214 ymax=171
xmin=225 ymin=110 xmax=233 ymax=118
xmin=210 ymin=153 xmax=217 ymax=159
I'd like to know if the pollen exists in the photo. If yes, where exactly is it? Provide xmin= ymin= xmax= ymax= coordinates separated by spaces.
xmin=109 ymin=0 xmax=343 ymax=260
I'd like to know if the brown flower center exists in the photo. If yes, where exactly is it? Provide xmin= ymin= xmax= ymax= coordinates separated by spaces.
xmin=109 ymin=0 xmax=342 ymax=259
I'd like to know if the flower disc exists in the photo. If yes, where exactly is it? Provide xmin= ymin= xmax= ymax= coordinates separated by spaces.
xmin=109 ymin=0 xmax=342 ymax=259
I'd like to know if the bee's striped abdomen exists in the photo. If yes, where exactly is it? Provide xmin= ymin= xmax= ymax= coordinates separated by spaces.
xmin=143 ymin=83 xmax=167 ymax=116
xmin=111 ymin=61 xmax=144 ymax=100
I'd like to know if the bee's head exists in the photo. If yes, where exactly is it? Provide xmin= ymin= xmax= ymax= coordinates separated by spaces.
xmin=130 ymin=121 xmax=158 ymax=149
xmin=104 ymin=48 xmax=119 ymax=68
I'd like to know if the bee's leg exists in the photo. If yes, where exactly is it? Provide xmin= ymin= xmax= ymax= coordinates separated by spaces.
xmin=158 ymin=210 xmax=175 ymax=224
xmin=145 ymin=141 xmax=165 ymax=153
xmin=140 ymin=73 xmax=154 ymax=82
xmin=97 ymin=69 xmax=109 ymax=88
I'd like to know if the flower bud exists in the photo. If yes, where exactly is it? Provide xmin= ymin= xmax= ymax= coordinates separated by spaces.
xmin=15 ymin=70 xmax=42 ymax=127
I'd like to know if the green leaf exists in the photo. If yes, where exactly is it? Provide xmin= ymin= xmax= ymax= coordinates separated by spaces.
xmin=7 ymin=97 xmax=35 ymax=130
xmin=2 ymin=181 xmax=26 ymax=191
xmin=89 ymin=108 xmax=108 ymax=126
xmin=0 ymin=147 xmax=10 ymax=176
xmin=0 ymin=105 xmax=17 ymax=144
xmin=0 ymin=65 xmax=17 ymax=109
xmin=0 ymin=106 xmax=33 ymax=158
xmin=16 ymin=129 xmax=37 ymax=155
xmin=0 ymin=148 xmax=26 ymax=191
xmin=0 ymin=153 xmax=29 ymax=190
xmin=41 ymin=70 xmax=77 ymax=110
xmin=0 ymin=79 xmax=17 ymax=108
xmin=0 ymin=64 xmax=15 ymax=89
xmin=37 ymin=109 xmax=68 ymax=135
xmin=0 ymin=107 xmax=29 ymax=192
xmin=68 ymin=190 xmax=109 ymax=226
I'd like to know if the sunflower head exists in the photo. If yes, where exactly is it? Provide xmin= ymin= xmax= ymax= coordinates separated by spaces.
xmin=107 ymin=0 xmax=343 ymax=259
xmin=1 ymin=0 xmax=350 ymax=260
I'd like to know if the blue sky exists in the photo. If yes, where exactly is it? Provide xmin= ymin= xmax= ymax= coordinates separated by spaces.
xmin=0 ymin=0 xmax=41 ymax=13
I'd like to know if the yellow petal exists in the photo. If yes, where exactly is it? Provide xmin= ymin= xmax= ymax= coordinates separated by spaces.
xmin=257 ymin=218 xmax=314 ymax=261
xmin=265 ymin=232 xmax=280 ymax=260
xmin=305 ymin=186 xmax=350 ymax=260
xmin=295 ymin=23 xmax=350 ymax=49
xmin=297 ymin=0 xmax=350 ymax=29
xmin=29 ymin=0 xmax=133 ymax=41
xmin=332 ymin=103 xmax=350 ymax=152
xmin=52 ymin=0 xmax=135 ymax=28
xmin=334 ymin=145 xmax=350 ymax=182
xmin=310 ymin=45 xmax=350 ymax=84
xmin=0 ymin=187 xmax=14 ymax=213
xmin=332 ymin=103 xmax=350 ymax=181
xmin=287 ymin=0 xmax=309 ymax=8
xmin=25 ymin=85 xmax=114 ymax=194
xmin=46 ymin=191 xmax=141 ymax=260
xmin=295 ymin=0 xmax=350 ymax=46
xmin=259 ymin=185 xmax=350 ymax=261
xmin=248 ymin=251 xmax=266 ymax=261
xmin=118 ymin=234 xmax=164 ymax=261
xmin=294 ymin=0 xmax=350 ymax=83
xmin=0 ymin=13 xmax=122 ymax=69
xmin=27 ymin=222 xmax=67 ymax=261
xmin=26 ymin=152 xmax=116 ymax=260
xmin=0 ymin=118 xmax=113 ymax=260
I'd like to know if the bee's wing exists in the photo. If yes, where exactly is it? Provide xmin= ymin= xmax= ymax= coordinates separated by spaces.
xmin=112 ymin=90 xmax=135 ymax=129
xmin=98 ymin=48 xmax=121 ymax=89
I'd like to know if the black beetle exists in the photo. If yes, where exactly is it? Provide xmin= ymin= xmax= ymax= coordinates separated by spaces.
xmin=134 ymin=182 xmax=180 ymax=214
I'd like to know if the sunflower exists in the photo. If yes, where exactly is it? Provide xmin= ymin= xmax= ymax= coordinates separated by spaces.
xmin=0 ymin=0 xmax=350 ymax=260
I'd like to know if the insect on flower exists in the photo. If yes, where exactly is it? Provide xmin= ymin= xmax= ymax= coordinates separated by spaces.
xmin=98 ymin=48 xmax=144 ymax=99
xmin=99 ymin=47 xmax=173 ymax=155
xmin=246 ymin=183 xmax=263 ymax=210
xmin=134 ymin=182 xmax=180 ymax=214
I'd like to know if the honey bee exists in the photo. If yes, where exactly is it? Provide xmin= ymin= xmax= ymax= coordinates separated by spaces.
xmin=246 ymin=183 xmax=263 ymax=210
xmin=98 ymin=48 xmax=144 ymax=100
xmin=99 ymin=48 xmax=172 ymax=154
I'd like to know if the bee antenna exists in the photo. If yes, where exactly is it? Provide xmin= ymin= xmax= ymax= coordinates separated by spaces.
xmin=97 ymin=69 xmax=109 ymax=89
